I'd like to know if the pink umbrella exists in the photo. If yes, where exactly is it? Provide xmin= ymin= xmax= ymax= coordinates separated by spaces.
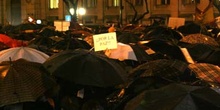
xmin=0 ymin=47 xmax=49 ymax=63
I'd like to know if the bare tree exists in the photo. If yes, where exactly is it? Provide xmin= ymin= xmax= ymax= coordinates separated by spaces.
xmin=63 ymin=0 xmax=82 ymax=30
xmin=63 ymin=0 xmax=79 ymax=21
xmin=124 ymin=0 xmax=149 ymax=24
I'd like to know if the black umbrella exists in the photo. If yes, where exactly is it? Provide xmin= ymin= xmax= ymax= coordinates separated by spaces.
xmin=143 ymin=26 xmax=184 ymax=41
xmin=14 ymin=23 xmax=42 ymax=33
xmin=49 ymin=37 xmax=92 ymax=53
xmin=142 ymin=39 xmax=187 ymax=61
xmin=43 ymin=49 xmax=128 ymax=87
xmin=177 ymin=22 xmax=209 ymax=36
xmin=124 ymin=83 xmax=220 ymax=110
xmin=179 ymin=43 xmax=220 ymax=66
xmin=117 ymin=32 xmax=141 ymax=44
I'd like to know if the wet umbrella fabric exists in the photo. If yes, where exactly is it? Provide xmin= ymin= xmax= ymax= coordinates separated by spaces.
xmin=117 ymin=32 xmax=141 ymax=44
xmin=180 ymin=33 xmax=219 ymax=47
xmin=188 ymin=63 xmax=220 ymax=87
xmin=49 ymin=37 xmax=92 ymax=53
xmin=43 ymin=49 xmax=128 ymax=87
xmin=142 ymin=39 xmax=187 ymax=61
xmin=143 ymin=26 xmax=184 ymax=41
xmin=0 ymin=59 xmax=56 ymax=107
xmin=0 ymin=47 xmax=49 ymax=63
xmin=129 ymin=59 xmax=189 ymax=82
xmin=28 ymin=36 xmax=60 ymax=55
xmin=179 ymin=43 xmax=220 ymax=65
xmin=177 ymin=22 xmax=208 ymax=36
xmin=124 ymin=83 xmax=220 ymax=110
xmin=14 ymin=23 xmax=42 ymax=33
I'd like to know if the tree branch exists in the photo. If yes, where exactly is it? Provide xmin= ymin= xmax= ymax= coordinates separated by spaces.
xmin=125 ymin=0 xmax=137 ymax=24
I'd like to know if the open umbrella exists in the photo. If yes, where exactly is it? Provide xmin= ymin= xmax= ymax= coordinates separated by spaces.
xmin=0 ymin=34 xmax=27 ymax=48
xmin=0 ymin=47 xmax=49 ymax=63
xmin=124 ymin=83 xmax=220 ymax=110
xmin=49 ymin=37 xmax=92 ymax=54
xmin=180 ymin=33 xmax=219 ymax=47
xmin=141 ymin=39 xmax=187 ymax=62
xmin=117 ymin=32 xmax=141 ymax=44
xmin=43 ymin=49 xmax=128 ymax=87
xmin=188 ymin=63 xmax=220 ymax=87
xmin=28 ymin=35 xmax=61 ymax=55
xmin=128 ymin=59 xmax=195 ymax=84
xmin=104 ymin=42 xmax=152 ymax=62
xmin=0 ymin=59 xmax=56 ymax=107
xmin=143 ymin=26 xmax=184 ymax=41
xmin=177 ymin=22 xmax=209 ymax=36
xmin=0 ymin=42 xmax=9 ymax=51
xmin=14 ymin=23 xmax=42 ymax=33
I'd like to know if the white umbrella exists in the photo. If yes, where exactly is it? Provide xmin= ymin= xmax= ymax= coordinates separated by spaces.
xmin=0 ymin=47 xmax=49 ymax=63
xmin=105 ymin=42 xmax=137 ymax=61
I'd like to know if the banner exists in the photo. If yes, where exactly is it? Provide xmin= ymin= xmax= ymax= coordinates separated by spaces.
xmin=168 ymin=17 xmax=185 ymax=29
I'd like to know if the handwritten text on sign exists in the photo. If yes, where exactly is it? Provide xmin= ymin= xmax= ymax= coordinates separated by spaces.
xmin=93 ymin=32 xmax=117 ymax=51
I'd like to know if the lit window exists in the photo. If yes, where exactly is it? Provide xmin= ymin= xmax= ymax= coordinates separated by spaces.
xmin=85 ymin=0 xmax=97 ymax=8
xmin=50 ymin=0 xmax=59 ymax=9
xmin=156 ymin=0 xmax=170 ymax=5
xmin=107 ymin=0 xmax=120 ymax=7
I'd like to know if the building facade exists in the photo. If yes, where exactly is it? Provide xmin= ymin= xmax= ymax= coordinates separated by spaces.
xmin=0 ymin=0 xmax=219 ymax=26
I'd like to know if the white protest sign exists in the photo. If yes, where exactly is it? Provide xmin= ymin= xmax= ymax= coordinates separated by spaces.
xmin=180 ymin=47 xmax=195 ymax=64
xmin=93 ymin=32 xmax=117 ymax=51
xmin=168 ymin=17 xmax=185 ymax=29
xmin=54 ymin=21 xmax=70 ymax=31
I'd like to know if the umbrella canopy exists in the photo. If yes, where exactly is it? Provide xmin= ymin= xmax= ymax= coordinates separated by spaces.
xmin=0 ymin=34 xmax=27 ymax=48
xmin=0 ymin=34 xmax=14 ymax=46
xmin=188 ymin=63 xmax=220 ymax=87
xmin=0 ymin=42 xmax=9 ymax=51
xmin=43 ymin=49 xmax=128 ymax=87
xmin=49 ymin=37 xmax=92 ymax=53
xmin=0 ymin=47 xmax=49 ymax=63
xmin=28 ymin=35 xmax=61 ymax=55
xmin=0 ymin=59 xmax=56 ymax=107
xmin=143 ymin=26 xmax=184 ymax=41
xmin=179 ymin=43 xmax=220 ymax=65
xmin=177 ymin=22 xmax=209 ymax=36
xmin=124 ymin=83 xmax=220 ymax=110
xmin=14 ymin=23 xmax=42 ymax=33
xmin=117 ymin=32 xmax=141 ymax=44
xmin=129 ymin=59 xmax=194 ymax=83
xmin=142 ymin=39 xmax=187 ymax=61
xmin=180 ymin=33 xmax=219 ymax=47
xmin=105 ymin=42 xmax=152 ymax=62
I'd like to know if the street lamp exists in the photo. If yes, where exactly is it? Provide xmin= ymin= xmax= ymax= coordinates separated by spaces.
xmin=69 ymin=7 xmax=86 ymax=16
xmin=78 ymin=8 xmax=86 ymax=16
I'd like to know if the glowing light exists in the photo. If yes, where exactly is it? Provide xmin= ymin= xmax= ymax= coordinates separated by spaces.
xmin=36 ymin=19 xmax=42 ymax=24
xmin=28 ymin=17 xmax=34 ymax=22
xmin=78 ymin=8 xmax=86 ymax=15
